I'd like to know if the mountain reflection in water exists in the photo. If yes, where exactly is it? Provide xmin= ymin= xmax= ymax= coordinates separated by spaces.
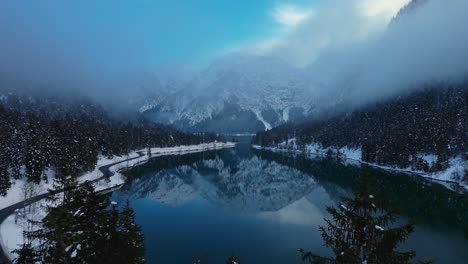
xmin=113 ymin=139 xmax=468 ymax=264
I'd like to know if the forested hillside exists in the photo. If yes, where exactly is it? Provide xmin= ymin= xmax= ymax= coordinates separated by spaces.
xmin=253 ymin=83 xmax=468 ymax=173
xmin=0 ymin=92 xmax=216 ymax=195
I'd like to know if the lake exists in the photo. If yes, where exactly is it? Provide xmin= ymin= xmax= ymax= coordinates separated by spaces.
xmin=112 ymin=137 xmax=468 ymax=264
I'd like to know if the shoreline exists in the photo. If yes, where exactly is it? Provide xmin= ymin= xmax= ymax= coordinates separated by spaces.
xmin=252 ymin=144 xmax=468 ymax=192
xmin=0 ymin=141 xmax=236 ymax=262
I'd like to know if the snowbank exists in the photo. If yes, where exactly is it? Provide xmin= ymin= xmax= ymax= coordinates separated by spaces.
xmin=0 ymin=142 xmax=236 ymax=210
xmin=0 ymin=214 xmax=21 ymax=261
xmin=0 ymin=191 xmax=64 ymax=261
xmin=0 ymin=142 xmax=236 ymax=261
xmin=253 ymin=143 xmax=468 ymax=191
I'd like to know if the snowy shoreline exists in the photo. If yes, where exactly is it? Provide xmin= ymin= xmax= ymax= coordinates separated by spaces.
xmin=0 ymin=141 xmax=236 ymax=262
xmin=252 ymin=144 xmax=468 ymax=191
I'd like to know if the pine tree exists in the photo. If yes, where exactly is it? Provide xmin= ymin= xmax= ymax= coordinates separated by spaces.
xmin=25 ymin=175 xmax=80 ymax=264
xmin=100 ymin=201 xmax=122 ymax=263
xmin=226 ymin=254 xmax=240 ymax=264
xmin=25 ymin=121 xmax=45 ymax=184
xmin=0 ymin=158 xmax=10 ymax=196
xmin=0 ymin=121 xmax=11 ymax=195
xmin=44 ymin=119 xmax=61 ymax=169
xmin=13 ymin=243 xmax=39 ymax=264
xmin=9 ymin=131 xmax=24 ymax=179
xmin=299 ymin=175 xmax=425 ymax=264
xmin=71 ymin=181 xmax=112 ymax=263
xmin=118 ymin=200 xmax=146 ymax=264
xmin=147 ymin=147 xmax=152 ymax=159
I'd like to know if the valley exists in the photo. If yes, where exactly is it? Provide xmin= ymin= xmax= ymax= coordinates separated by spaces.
xmin=1 ymin=0 xmax=468 ymax=263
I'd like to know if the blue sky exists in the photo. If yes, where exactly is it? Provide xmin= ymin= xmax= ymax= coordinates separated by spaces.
xmin=1 ymin=0 xmax=319 ymax=67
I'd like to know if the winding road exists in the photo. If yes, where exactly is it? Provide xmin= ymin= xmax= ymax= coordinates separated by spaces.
xmin=0 ymin=143 xmax=236 ymax=263
xmin=0 ymin=152 xmax=145 ymax=264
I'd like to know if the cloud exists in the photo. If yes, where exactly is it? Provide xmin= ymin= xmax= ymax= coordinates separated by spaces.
xmin=0 ymin=1 xmax=154 ymax=110
xmin=253 ymin=0 xmax=410 ymax=67
xmin=250 ymin=3 xmax=315 ymax=55
xmin=360 ymin=0 xmax=411 ymax=17
xmin=272 ymin=4 xmax=314 ymax=27
xmin=248 ymin=0 xmax=468 ymax=113
xmin=301 ymin=0 xmax=468 ymax=110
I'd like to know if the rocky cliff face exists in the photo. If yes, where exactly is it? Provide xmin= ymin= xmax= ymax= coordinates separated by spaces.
xmin=139 ymin=54 xmax=315 ymax=132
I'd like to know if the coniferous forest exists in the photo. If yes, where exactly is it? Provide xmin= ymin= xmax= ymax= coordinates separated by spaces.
xmin=253 ymin=84 xmax=468 ymax=173
xmin=0 ymin=92 xmax=215 ymax=195
xmin=2 ymin=0 xmax=468 ymax=263
xmin=15 ymin=179 xmax=145 ymax=264
xmin=0 ymin=92 xmax=223 ymax=263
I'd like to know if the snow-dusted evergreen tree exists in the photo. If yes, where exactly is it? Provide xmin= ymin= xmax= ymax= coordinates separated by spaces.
xmin=226 ymin=254 xmax=241 ymax=264
xmin=25 ymin=123 xmax=45 ymax=183
xmin=13 ymin=243 xmax=39 ymax=264
xmin=0 ymin=107 xmax=11 ymax=195
xmin=117 ymin=201 xmax=146 ymax=264
xmin=299 ymin=176 xmax=426 ymax=264
xmin=0 ymin=148 xmax=10 ymax=196
xmin=44 ymin=119 xmax=61 ymax=169
xmin=100 ymin=202 xmax=122 ymax=262
xmin=64 ymin=181 xmax=111 ymax=263
xmin=0 ymin=91 xmax=208 ymax=194
xmin=27 ymin=175 xmax=81 ymax=263
xmin=9 ymin=131 xmax=24 ymax=180
xmin=254 ymin=85 xmax=468 ymax=172
xmin=20 ymin=177 xmax=147 ymax=263
xmin=147 ymin=147 xmax=152 ymax=159
xmin=26 ymin=178 xmax=105 ymax=263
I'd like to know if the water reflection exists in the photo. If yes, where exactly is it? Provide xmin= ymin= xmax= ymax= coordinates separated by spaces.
xmin=114 ymin=141 xmax=468 ymax=264
xmin=120 ymin=154 xmax=319 ymax=212
xmin=257 ymin=187 xmax=333 ymax=227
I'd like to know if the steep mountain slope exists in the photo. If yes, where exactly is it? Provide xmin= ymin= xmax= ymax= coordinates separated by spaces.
xmin=140 ymin=54 xmax=315 ymax=133
xmin=253 ymin=84 xmax=468 ymax=178
xmin=139 ymin=0 xmax=460 ymax=134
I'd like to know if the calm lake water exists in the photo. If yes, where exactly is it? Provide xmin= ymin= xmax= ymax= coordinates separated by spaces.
xmin=113 ymin=137 xmax=468 ymax=264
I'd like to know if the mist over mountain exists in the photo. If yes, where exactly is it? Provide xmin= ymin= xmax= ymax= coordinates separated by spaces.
xmin=1 ymin=1 xmax=468 ymax=262
xmin=140 ymin=54 xmax=315 ymax=132
xmin=136 ymin=0 xmax=468 ymax=132
xmin=1 ymin=0 xmax=467 ymax=133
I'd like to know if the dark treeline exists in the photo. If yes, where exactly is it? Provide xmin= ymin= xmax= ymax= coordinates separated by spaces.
xmin=16 ymin=176 xmax=145 ymax=263
xmin=0 ymin=92 xmax=220 ymax=195
xmin=253 ymin=84 xmax=468 ymax=173
xmin=254 ymin=149 xmax=468 ymax=235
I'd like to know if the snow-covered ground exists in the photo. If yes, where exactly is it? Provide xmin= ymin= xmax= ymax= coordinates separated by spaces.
xmin=253 ymin=141 xmax=468 ymax=191
xmin=253 ymin=110 xmax=272 ymax=131
xmin=1 ymin=197 xmax=54 ymax=262
xmin=0 ymin=142 xmax=236 ymax=261
xmin=0 ymin=142 xmax=236 ymax=210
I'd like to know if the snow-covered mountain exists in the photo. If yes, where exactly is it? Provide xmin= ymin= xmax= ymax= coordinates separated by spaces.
xmin=138 ymin=0 xmax=438 ymax=133
xmin=140 ymin=54 xmax=315 ymax=133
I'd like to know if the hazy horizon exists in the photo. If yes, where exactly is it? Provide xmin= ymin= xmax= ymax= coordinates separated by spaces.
xmin=1 ymin=0 xmax=468 ymax=113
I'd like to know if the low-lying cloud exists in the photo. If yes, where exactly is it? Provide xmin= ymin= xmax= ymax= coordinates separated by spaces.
xmin=255 ymin=0 xmax=410 ymax=67
xmin=257 ymin=0 xmax=468 ymax=109
xmin=272 ymin=4 xmax=315 ymax=27
xmin=0 ymin=1 xmax=151 ymax=107
xmin=1 ymin=0 xmax=467 ymax=115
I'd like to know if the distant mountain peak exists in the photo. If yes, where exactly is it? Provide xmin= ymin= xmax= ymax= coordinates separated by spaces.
xmin=139 ymin=53 xmax=314 ymax=133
